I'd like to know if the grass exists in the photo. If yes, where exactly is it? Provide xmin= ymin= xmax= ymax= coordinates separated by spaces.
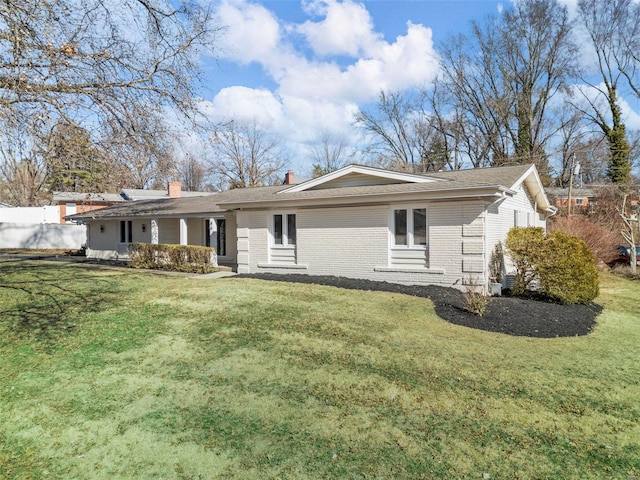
xmin=0 ymin=260 xmax=639 ymax=479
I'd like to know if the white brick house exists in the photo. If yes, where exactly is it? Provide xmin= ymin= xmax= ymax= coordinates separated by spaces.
xmin=68 ymin=164 xmax=554 ymax=290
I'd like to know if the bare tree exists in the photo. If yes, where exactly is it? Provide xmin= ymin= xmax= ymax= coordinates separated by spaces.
xmin=355 ymin=91 xmax=447 ymax=172
xmin=0 ymin=0 xmax=216 ymax=195
xmin=576 ymin=0 xmax=637 ymax=183
xmin=179 ymin=153 xmax=209 ymax=191
xmin=438 ymin=0 xmax=576 ymax=178
xmin=103 ymin=108 xmax=179 ymax=189
xmin=0 ymin=114 xmax=49 ymax=206
xmin=619 ymin=194 xmax=639 ymax=273
xmin=0 ymin=0 xmax=213 ymax=121
xmin=207 ymin=119 xmax=286 ymax=189
xmin=311 ymin=130 xmax=351 ymax=177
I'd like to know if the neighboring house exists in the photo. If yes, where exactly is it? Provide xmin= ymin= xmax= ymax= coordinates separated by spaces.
xmin=68 ymin=164 xmax=554 ymax=290
xmin=120 ymin=181 xmax=214 ymax=201
xmin=546 ymin=187 xmax=597 ymax=214
xmin=53 ymin=192 xmax=126 ymax=224
xmin=54 ymin=181 xmax=214 ymax=223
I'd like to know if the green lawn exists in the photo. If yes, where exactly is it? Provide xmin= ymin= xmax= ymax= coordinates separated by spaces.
xmin=1 ymin=261 xmax=639 ymax=479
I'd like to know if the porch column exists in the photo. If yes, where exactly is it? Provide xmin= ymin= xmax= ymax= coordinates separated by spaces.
xmin=151 ymin=219 xmax=159 ymax=244
xmin=179 ymin=218 xmax=188 ymax=245
xmin=209 ymin=218 xmax=218 ymax=250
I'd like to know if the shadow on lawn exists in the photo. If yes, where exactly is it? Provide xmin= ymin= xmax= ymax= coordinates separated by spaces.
xmin=0 ymin=259 xmax=125 ymax=340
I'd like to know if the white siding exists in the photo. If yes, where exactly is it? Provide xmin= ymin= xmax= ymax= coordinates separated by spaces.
xmin=485 ymin=182 xmax=547 ymax=285
xmin=239 ymin=201 xmax=493 ymax=290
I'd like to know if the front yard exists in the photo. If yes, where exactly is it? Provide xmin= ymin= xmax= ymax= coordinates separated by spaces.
xmin=0 ymin=260 xmax=639 ymax=479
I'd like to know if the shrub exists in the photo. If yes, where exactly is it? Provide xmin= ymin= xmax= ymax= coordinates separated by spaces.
xmin=488 ymin=242 xmax=505 ymax=284
xmin=505 ymin=228 xmax=599 ymax=304
xmin=550 ymin=216 xmax=619 ymax=264
xmin=505 ymin=227 xmax=545 ymax=295
xmin=129 ymin=243 xmax=216 ymax=273
xmin=537 ymin=231 xmax=599 ymax=304
xmin=463 ymin=276 xmax=489 ymax=316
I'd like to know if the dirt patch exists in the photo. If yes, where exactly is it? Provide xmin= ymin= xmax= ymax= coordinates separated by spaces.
xmin=235 ymin=273 xmax=602 ymax=338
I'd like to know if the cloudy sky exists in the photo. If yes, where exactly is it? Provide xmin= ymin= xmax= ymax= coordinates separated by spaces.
xmin=196 ymin=0 xmax=640 ymax=176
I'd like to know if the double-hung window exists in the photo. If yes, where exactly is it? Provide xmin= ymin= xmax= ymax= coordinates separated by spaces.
xmin=273 ymin=213 xmax=296 ymax=246
xmin=390 ymin=206 xmax=427 ymax=268
xmin=270 ymin=213 xmax=297 ymax=265
xmin=393 ymin=207 xmax=426 ymax=247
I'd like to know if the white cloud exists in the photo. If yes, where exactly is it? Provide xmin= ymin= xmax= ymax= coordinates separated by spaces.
xmin=298 ymin=0 xmax=382 ymax=57
xmin=214 ymin=0 xmax=282 ymax=65
xmin=210 ymin=86 xmax=285 ymax=126
xmin=206 ymin=0 xmax=441 ymax=173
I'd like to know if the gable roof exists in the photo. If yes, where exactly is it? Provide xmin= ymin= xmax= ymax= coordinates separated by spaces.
xmin=279 ymin=164 xmax=441 ymax=193
xmin=68 ymin=164 xmax=552 ymax=221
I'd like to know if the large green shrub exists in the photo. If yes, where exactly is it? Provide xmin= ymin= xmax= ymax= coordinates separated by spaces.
xmin=129 ymin=243 xmax=216 ymax=273
xmin=505 ymin=227 xmax=545 ymax=295
xmin=537 ymin=231 xmax=599 ymax=304
xmin=505 ymin=227 xmax=599 ymax=304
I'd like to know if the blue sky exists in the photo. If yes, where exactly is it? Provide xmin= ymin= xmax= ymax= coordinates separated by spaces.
xmin=190 ymin=0 xmax=510 ymax=175
xmin=191 ymin=0 xmax=640 ymax=176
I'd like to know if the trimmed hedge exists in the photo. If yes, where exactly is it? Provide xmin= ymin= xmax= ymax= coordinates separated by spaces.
xmin=128 ymin=243 xmax=216 ymax=273
xmin=505 ymin=227 xmax=545 ymax=295
xmin=538 ymin=231 xmax=599 ymax=305
xmin=506 ymin=227 xmax=599 ymax=305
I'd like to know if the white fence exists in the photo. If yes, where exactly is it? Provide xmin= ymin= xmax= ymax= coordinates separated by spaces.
xmin=0 ymin=206 xmax=60 ymax=224
xmin=0 ymin=223 xmax=86 ymax=250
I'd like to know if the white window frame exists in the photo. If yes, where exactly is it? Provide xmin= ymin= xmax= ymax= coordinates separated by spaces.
xmin=390 ymin=205 xmax=427 ymax=249
xmin=271 ymin=212 xmax=297 ymax=247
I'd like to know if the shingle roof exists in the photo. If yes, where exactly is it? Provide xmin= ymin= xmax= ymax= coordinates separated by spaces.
xmin=53 ymin=192 xmax=125 ymax=203
xmin=68 ymin=164 xmax=541 ymax=220
xmin=119 ymin=188 xmax=213 ymax=200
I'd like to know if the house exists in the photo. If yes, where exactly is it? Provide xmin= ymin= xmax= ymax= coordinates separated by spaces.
xmin=545 ymin=187 xmax=597 ymax=214
xmin=68 ymin=164 xmax=554 ymax=290
xmin=54 ymin=182 xmax=214 ymax=224
xmin=53 ymin=192 xmax=126 ymax=223
xmin=119 ymin=181 xmax=214 ymax=201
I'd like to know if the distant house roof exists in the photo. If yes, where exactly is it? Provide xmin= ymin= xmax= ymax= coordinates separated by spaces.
xmin=546 ymin=187 xmax=597 ymax=199
xmin=119 ymin=189 xmax=214 ymax=201
xmin=53 ymin=192 xmax=126 ymax=203
xmin=68 ymin=164 xmax=552 ymax=222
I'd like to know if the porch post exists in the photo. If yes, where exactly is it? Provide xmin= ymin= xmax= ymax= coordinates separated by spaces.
xmin=151 ymin=219 xmax=159 ymax=244
xmin=209 ymin=218 xmax=218 ymax=251
xmin=179 ymin=218 xmax=188 ymax=245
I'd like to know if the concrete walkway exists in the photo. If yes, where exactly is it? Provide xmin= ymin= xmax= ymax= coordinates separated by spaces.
xmin=189 ymin=270 xmax=237 ymax=280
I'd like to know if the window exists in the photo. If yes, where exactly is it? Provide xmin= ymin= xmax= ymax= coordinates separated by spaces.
xmin=273 ymin=213 xmax=296 ymax=246
xmin=119 ymin=220 xmax=133 ymax=243
xmin=393 ymin=207 xmax=426 ymax=247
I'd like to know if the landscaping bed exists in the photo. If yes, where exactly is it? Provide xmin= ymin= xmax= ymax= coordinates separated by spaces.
xmin=236 ymin=273 xmax=602 ymax=338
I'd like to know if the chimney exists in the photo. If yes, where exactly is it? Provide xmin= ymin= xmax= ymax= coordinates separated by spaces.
xmin=283 ymin=171 xmax=295 ymax=185
xmin=168 ymin=181 xmax=182 ymax=198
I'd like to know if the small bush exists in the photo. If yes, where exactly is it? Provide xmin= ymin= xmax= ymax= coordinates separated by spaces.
xmin=505 ymin=228 xmax=599 ymax=304
xmin=463 ymin=277 xmax=489 ymax=316
xmin=129 ymin=243 xmax=216 ymax=273
xmin=488 ymin=242 xmax=505 ymax=284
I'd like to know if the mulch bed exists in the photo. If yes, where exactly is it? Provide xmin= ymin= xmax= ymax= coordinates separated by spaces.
xmin=235 ymin=273 xmax=602 ymax=338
